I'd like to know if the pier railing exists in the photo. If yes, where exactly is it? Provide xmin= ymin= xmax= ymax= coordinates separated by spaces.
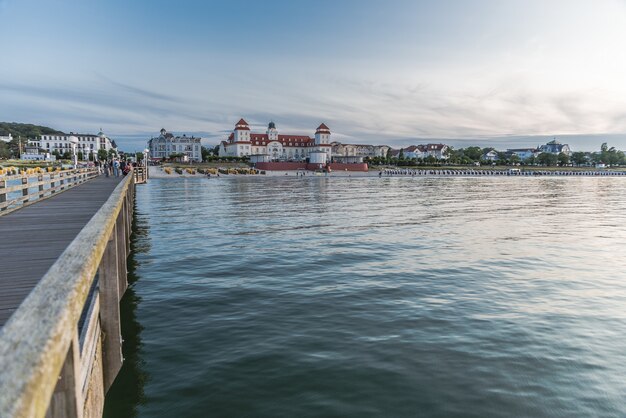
xmin=0 ymin=172 xmax=135 ymax=418
xmin=0 ymin=168 xmax=100 ymax=214
xmin=133 ymin=165 xmax=147 ymax=184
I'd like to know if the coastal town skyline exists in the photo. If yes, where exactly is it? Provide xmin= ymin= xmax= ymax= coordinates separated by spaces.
xmin=2 ymin=0 xmax=626 ymax=151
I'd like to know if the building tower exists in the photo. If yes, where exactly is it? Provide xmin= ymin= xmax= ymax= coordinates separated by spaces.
xmin=233 ymin=118 xmax=250 ymax=142
xmin=314 ymin=123 xmax=331 ymax=146
xmin=267 ymin=121 xmax=278 ymax=141
xmin=316 ymin=123 xmax=332 ymax=159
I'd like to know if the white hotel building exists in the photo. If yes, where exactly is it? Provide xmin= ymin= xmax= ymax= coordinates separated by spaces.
xmin=148 ymin=128 xmax=202 ymax=162
xmin=31 ymin=131 xmax=117 ymax=160
xmin=219 ymin=119 xmax=333 ymax=164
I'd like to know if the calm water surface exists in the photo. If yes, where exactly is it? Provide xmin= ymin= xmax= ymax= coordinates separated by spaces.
xmin=104 ymin=176 xmax=626 ymax=417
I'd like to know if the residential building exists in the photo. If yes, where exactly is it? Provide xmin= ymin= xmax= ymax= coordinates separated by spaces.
xmin=0 ymin=133 xmax=12 ymax=143
xmin=33 ymin=131 xmax=117 ymax=160
xmin=219 ymin=119 xmax=332 ymax=164
xmin=507 ymin=148 xmax=539 ymax=161
xmin=482 ymin=150 xmax=499 ymax=161
xmin=331 ymin=142 xmax=390 ymax=159
xmin=392 ymin=144 xmax=450 ymax=160
xmin=540 ymin=139 xmax=571 ymax=155
xmin=148 ymin=129 xmax=202 ymax=162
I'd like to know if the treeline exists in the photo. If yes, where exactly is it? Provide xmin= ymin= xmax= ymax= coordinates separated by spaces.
xmin=0 ymin=122 xmax=64 ymax=139
xmin=366 ymin=144 xmax=626 ymax=167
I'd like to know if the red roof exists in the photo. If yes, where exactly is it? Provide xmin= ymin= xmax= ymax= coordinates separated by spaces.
xmin=227 ymin=131 xmax=317 ymax=147
xmin=316 ymin=123 xmax=330 ymax=131
xmin=236 ymin=118 xmax=249 ymax=126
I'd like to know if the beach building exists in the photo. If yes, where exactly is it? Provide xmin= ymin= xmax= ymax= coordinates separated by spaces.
xmin=507 ymin=148 xmax=539 ymax=161
xmin=331 ymin=142 xmax=390 ymax=159
xmin=391 ymin=144 xmax=450 ymax=160
xmin=0 ymin=133 xmax=12 ymax=143
xmin=32 ymin=131 xmax=117 ymax=160
xmin=219 ymin=119 xmax=332 ymax=164
xmin=482 ymin=150 xmax=499 ymax=162
xmin=21 ymin=145 xmax=53 ymax=161
xmin=540 ymin=139 xmax=571 ymax=155
xmin=148 ymin=128 xmax=202 ymax=162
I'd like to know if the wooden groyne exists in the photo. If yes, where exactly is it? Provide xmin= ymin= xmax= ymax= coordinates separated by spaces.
xmin=0 ymin=169 xmax=143 ymax=418
xmin=382 ymin=168 xmax=626 ymax=176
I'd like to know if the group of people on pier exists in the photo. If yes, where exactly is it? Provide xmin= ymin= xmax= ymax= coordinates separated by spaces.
xmin=95 ymin=158 xmax=135 ymax=178
xmin=381 ymin=168 xmax=626 ymax=177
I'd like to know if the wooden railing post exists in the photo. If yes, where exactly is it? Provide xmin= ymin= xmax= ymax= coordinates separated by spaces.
xmin=46 ymin=333 xmax=84 ymax=418
xmin=50 ymin=174 xmax=56 ymax=194
xmin=38 ymin=174 xmax=44 ymax=199
xmin=60 ymin=173 xmax=65 ymax=191
xmin=0 ymin=179 xmax=6 ymax=212
xmin=98 ymin=224 xmax=123 ymax=392
xmin=116 ymin=203 xmax=128 ymax=296
xmin=21 ymin=177 xmax=29 ymax=203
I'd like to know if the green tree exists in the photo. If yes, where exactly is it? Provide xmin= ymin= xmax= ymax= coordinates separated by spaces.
xmin=0 ymin=141 xmax=11 ymax=159
xmin=557 ymin=152 xmax=569 ymax=166
xmin=464 ymin=146 xmax=483 ymax=161
xmin=509 ymin=154 xmax=520 ymax=165
xmin=537 ymin=152 xmax=557 ymax=166
xmin=108 ymin=148 xmax=118 ymax=159
xmin=571 ymin=152 xmax=587 ymax=166
xmin=88 ymin=152 xmax=94 ymax=162
xmin=135 ymin=152 xmax=144 ymax=161
xmin=398 ymin=148 xmax=405 ymax=159
xmin=201 ymin=146 xmax=211 ymax=161
xmin=77 ymin=151 xmax=84 ymax=161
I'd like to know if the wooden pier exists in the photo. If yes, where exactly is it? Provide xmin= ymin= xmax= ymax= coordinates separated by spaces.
xmin=0 ymin=168 xmax=145 ymax=418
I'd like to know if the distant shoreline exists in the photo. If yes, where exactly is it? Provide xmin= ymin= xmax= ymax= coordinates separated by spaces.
xmin=148 ymin=166 xmax=626 ymax=179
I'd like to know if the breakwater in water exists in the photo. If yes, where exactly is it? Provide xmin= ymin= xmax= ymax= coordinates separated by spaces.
xmin=105 ymin=176 xmax=626 ymax=418
xmin=382 ymin=168 xmax=626 ymax=176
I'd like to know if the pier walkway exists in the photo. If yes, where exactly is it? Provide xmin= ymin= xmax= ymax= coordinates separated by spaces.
xmin=0 ymin=175 xmax=122 ymax=326
xmin=0 ymin=169 xmax=143 ymax=418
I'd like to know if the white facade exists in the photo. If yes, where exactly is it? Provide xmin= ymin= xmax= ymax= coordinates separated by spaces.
xmin=0 ymin=133 xmax=12 ymax=143
xmin=507 ymin=148 xmax=539 ymax=161
xmin=219 ymin=119 xmax=332 ymax=162
xmin=148 ymin=129 xmax=202 ymax=162
xmin=331 ymin=142 xmax=390 ymax=158
xmin=33 ymin=131 xmax=117 ymax=160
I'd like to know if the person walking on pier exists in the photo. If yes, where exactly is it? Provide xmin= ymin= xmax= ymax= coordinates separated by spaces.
xmin=113 ymin=159 xmax=120 ymax=177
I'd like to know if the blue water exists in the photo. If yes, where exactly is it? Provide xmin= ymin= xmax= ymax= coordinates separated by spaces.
xmin=104 ymin=176 xmax=626 ymax=417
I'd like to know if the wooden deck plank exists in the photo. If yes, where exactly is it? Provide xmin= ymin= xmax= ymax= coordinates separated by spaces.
xmin=0 ymin=175 xmax=124 ymax=328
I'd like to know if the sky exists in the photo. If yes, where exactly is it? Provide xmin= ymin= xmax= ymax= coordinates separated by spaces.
xmin=1 ymin=0 xmax=626 ymax=151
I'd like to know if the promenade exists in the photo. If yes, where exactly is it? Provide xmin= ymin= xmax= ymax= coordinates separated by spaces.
xmin=0 ymin=171 xmax=140 ymax=418
xmin=0 ymin=176 xmax=122 ymax=326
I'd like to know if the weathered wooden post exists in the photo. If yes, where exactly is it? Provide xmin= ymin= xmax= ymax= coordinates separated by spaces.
xmin=98 ymin=223 xmax=123 ymax=392
xmin=22 ymin=177 xmax=29 ymax=203
xmin=116 ymin=201 xmax=128 ymax=296
xmin=38 ymin=174 xmax=44 ymax=199
xmin=0 ymin=179 xmax=6 ymax=212
xmin=46 ymin=334 xmax=84 ymax=418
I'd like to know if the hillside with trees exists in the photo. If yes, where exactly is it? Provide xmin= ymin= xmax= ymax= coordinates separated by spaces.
xmin=0 ymin=122 xmax=65 ymax=139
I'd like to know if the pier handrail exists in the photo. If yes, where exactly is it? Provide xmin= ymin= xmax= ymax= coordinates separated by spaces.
xmin=0 ymin=168 xmax=99 ymax=214
xmin=0 ymin=173 xmax=134 ymax=418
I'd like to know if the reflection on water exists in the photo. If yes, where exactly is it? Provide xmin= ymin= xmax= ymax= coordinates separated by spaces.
xmin=103 ymin=201 xmax=149 ymax=418
xmin=105 ymin=177 xmax=626 ymax=418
